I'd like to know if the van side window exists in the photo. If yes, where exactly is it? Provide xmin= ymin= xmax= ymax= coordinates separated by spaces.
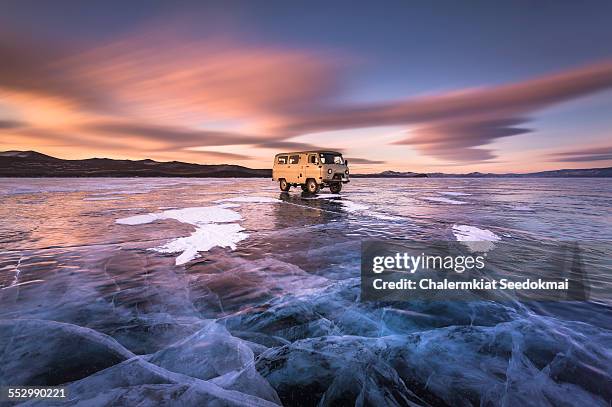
xmin=289 ymin=155 xmax=300 ymax=164
xmin=277 ymin=155 xmax=288 ymax=164
xmin=309 ymin=155 xmax=317 ymax=164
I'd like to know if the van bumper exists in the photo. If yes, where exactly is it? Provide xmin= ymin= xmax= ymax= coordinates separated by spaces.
xmin=322 ymin=177 xmax=350 ymax=184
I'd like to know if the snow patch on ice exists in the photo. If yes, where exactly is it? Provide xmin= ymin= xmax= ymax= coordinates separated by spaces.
xmin=158 ymin=223 xmax=248 ymax=265
xmin=423 ymin=196 xmax=467 ymax=205
xmin=117 ymin=207 xmax=241 ymax=226
xmin=162 ymin=207 xmax=242 ymax=225
xmin=217 ymin=203 xmax=241 ymax=208
xmin=116 ymin=206 xmax=247 ymax=265
xmin=452 ymin=224 xmax=501 ymax=252
xmin=116 ymin=213 xmax=160 ymax=225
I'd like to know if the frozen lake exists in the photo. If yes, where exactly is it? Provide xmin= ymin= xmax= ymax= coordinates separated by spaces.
xmin=0 ymin=178 xmax=611 ymax=406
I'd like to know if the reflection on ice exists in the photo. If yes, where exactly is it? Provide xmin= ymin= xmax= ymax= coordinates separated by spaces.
xmin=216 ymin=196 xmax=282 ymax=204
xmin=338 ymin=200 xmax=369 ymax=213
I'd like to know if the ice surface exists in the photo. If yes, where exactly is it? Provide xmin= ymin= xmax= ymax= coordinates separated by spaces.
xmin=423 ymin=196 xmax=467 ymax=205
xmin=148 ymin=320 xmax=281 ymax=403
xmin=1 ymin=178 xmax=611 ymax=407
xmin=511 ymin=205 xmax=534 ymax=211
xmin=148 ymin=320 xmax=252 ymax=381
xmin=0 ymin=319 xmax=134 ymax=386
xmin=256 ymin=317 xmax=611 ymax=407
xmin=452 ymin=224 xmax=501 ymax=252
xmin=24 ymin=357 xmax=280 ymax=406
xmin=440 ymin=191 xmax=471 ymax=196
xmin=83 ymin=196 xmax=125 ymax=201
xmin=369 ymin=212 xmax=403 ymax=221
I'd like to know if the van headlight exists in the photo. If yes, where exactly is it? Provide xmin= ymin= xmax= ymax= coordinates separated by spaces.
xmin=327 ymin=169 xmax=332 ymax=174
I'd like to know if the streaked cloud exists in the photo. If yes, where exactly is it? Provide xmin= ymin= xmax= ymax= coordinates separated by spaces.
xmin=179 ymin=149 xmax=253 ymax=161
xmin=547 ymin=145 xmax=612 ymax=162
xmin=393 ymin=118 xmax=531 ymax=161
xmin=0 ymin=35 xmax=110 ymax=111
xmin=280 ymin=61 xmax=612 ymax=161
xmin=345 ymin=157 xmax=386 ymax=164
xmin=253 ymin=140 xmax=337 ymax=152
xmin=0 ymin=119 xmax=25 ymax=129
xmin=82 ymin=121 xmax=270 ymax=149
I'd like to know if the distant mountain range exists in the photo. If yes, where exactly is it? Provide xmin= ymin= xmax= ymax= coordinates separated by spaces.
xmin=351 ymin=170 xmax=429 ymax=178
xmin=0 ymin=151 xmax=271 ymax=178
xmin=353 ymin=168 xmax=612 ymax=178
xmin=1 ymin=151 xmax=610 ymax=178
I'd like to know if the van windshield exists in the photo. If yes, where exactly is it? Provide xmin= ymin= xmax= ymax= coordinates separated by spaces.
xmin=319 ymin=153 xmax=343 ymax=165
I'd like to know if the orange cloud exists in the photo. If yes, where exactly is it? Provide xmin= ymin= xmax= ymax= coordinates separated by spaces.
xmin=0 ymin=29 xmax=344 ymax=162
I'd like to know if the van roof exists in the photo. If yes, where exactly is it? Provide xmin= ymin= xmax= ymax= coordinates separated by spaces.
xmin=274 ymin=151 xmax=342 ymax=157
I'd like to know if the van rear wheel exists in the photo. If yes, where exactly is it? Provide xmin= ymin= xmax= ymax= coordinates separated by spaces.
xmin=306 ymin=179 xmax=320 ymax=194
xmin=330 ymin=183 xmax=342 ymax=193
xmin=279 ymin=179 xmax=290 ymax=192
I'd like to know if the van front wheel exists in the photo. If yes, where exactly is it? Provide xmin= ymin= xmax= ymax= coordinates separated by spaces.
xmin=330 ymin=183 xmax=342 ymax=194
xmin=279 ymin=179 xmax=290 ymax=192
xmin=306 ymin=179 xmax=320 ymax=194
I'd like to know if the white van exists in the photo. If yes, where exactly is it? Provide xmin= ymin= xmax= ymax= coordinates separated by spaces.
xmin=272 ymin=151 xmax=350 ymax=193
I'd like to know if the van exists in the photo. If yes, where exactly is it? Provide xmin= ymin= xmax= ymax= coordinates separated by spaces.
xmin=272 ymin=151 xmax=350 ymax=193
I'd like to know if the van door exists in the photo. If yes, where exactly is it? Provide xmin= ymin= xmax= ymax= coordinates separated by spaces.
xmin=273 ymin=155 xmax=288 ymax=181
xmin=305 ymin=153 xmax=320 ymax=182
xmin=287 ymin=154 xmax=301 ymax=183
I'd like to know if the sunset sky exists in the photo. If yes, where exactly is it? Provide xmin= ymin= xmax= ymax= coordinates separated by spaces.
xmin=1 ymin=0 xmax=611 ymax=173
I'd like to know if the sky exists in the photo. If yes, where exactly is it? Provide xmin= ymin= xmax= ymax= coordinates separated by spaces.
xmin=1 ymin=0 xmax=611 ymax=173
